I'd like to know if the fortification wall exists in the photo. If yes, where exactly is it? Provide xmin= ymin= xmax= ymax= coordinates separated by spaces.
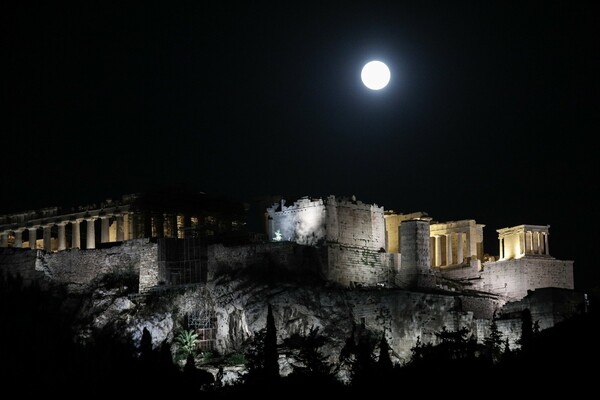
xmin=206 ymin=242 xmax=323 ymax=280
xmin=36 ymin=239 xmax=157 ymax=293
xmin=266 ymin=196 xmax=385 ymax=250
xmin=458 ymin=295 xmax=502 ymax=319
xmin=0 ymin=248 xmax=42 ymax=285
xmin=397 ymin=220 xmax=430 ymax=289
xmin=267 ymin=198 xmax=327 ymax=245
xmin=0 ymin=239 xmax=158 ymax=293
xmin=324 ymin=244 xmax=391 ymax=287
xmin=333 ymin=201 xmax=385 ymax=249
xmin=480 ymin=257 xmax=574 ymax=300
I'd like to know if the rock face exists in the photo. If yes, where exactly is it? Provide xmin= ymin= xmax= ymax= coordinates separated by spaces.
xmin=70 ymin=264 xmax=504 ymax=382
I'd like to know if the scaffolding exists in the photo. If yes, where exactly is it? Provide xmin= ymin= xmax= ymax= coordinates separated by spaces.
xmin=157 ymin=238 xmax=207 ymax=285
xmin=186 ymin=290 xmax=217 ymax=351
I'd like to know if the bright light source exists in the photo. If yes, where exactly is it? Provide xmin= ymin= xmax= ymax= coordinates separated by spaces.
xmin=361 ymin=60 xmax=391 ymax=90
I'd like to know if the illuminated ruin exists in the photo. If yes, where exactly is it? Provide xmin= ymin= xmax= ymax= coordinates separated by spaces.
xmin=0 ymin=192 xmax=581 ymax=358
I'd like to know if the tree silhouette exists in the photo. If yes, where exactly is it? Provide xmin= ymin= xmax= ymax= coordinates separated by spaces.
xmin=243 ymin=303 xmax=280 ymax=385
xmin=377 ymin=333 xmax=393 ymax=371
xmin=140 ymin=327 xmax=153 ymax=362
xmin=518 ymin=308 xmax=534 ymax=352
xmin=339 ymin=324 xmax=377 ymax=388
xmin=283 ymin=326 xmax=332 ymax=378
xmin=483 ymin=314 xmax=503 ymax=364
xmin=264 ymin=303 xmax=279 ymax=380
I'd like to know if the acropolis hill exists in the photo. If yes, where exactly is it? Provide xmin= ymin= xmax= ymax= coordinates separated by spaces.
xmin=0 ymin=189 xmax=584 ymax=378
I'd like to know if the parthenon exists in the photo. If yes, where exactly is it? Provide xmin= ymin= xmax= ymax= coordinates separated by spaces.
xmin=0 ymin=190 xmax=246 ymax=252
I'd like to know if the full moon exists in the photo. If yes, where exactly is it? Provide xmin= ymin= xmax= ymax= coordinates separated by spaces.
xmin=361 ymin=60 xmax=390 ymax=90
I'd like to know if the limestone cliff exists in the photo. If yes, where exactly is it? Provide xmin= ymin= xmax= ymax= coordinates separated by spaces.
xmin=70 ymin=264 xmax=502 ymax=382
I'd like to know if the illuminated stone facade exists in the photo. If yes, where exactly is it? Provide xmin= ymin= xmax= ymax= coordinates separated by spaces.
xmin=0 ymin=192 xmax=583 ymax=365
xmin=0 ymin=191 xmax=245 ymax=253
xmin=0 ymin=193 xmax=575 ymax=299
xmin=264 ymin=195 xmax=574 ymax=299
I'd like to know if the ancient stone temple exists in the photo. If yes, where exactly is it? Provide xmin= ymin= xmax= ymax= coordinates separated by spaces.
xmin=0 ymin=189 xmax=247 ymax=252
xmin=264 ymin=195 xmax=574 ymax=299
xmin=0 ymin=192 xmax=585 ymax=364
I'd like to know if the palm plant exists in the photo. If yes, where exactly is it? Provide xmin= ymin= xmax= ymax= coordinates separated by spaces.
xmin=175 ymin=329 xmax=199 ymax=360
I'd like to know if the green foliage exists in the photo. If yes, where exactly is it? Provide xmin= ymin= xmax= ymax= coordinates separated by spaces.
xmin=409 ymin=326 xmax=480 ymax=370
xmin=201 ymin=351 xmax=215 ymax=364
xmin=483 ymin=315 xmax=504 ymax=364
xmin=283 ymin=326 xmax=332 ymax=378
xmin=225 ymin=352 xmax=247 ymax=365
xmin=243 ymin=303 xmax=280 ymax=384
xmin=339 ymin=324 xmax=378 ymax=387
xmin=175 ymin=329 xmax=199 ymax=361
xmin=517 ymin=308 xmax=534 ymax=351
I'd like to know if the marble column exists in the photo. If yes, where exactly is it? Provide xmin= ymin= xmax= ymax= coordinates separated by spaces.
xmin=71 ymin=219 xmax=82 ymax=249
xmin=446 ymin=233 xmax=453 ymax=266
xmin=544 ymin=232 xmax=550 ymax=255
xmin=457 ymin=232 xmax=464 ymax=264
xmin=168 ymin=214 xmax=177 ymax=238
xmin=29 ymin=227 xmax=38 ymax=249
xmin=43 ymin=225 xmax=52 ymax=251
xmin=466 ymin=227 xmax=473 ymax=258
xmin=116 ymin=214 xmax=125 ymax=242
xmin=435 ymin=236 xmax=442 ymax=267
xmin=519 ymin=232 xmax=526 ymax=256
xmin=14 ymin=229 xmax=24 ymax=248
xmin=122 ymin=213 xmax=130 ymax=240
xmin=57 ymin=222 xmax=67 ymax=251
xmin=100 ymin=216 xmax=110 ymax=243
xmin=86 ymin=218 xmax=96 ymax=249
xmin=499 ymin=238 xmax=504 ymax=260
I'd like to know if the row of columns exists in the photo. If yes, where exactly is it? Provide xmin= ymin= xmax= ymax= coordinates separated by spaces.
xmin=0 ymin=213 xmax=134 ymax=251
xmin=499 ymin=230 xmax=549 ymax=259
xmin=1 ymin=212 xmax=195 ymax=252
xmin=432 ymin=232 xmax=469 ymax=267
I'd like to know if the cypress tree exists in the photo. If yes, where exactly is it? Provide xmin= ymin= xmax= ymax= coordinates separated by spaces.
xmin=264 ymin=303 xmax=279 ymax=380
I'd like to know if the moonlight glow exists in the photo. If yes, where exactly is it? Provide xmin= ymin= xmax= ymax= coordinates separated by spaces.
xmin=361 ymin=60 xmax=390 ymax=90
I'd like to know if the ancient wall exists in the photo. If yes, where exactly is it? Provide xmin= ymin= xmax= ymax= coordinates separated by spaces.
xmin=34 ymin=238 xmax=158 ymax=293
xmin=458 ymin=295 xmax=502 ymax=319
xmin=266 ymin=196 xmax=385 ymax=250
xmin=331 ymin=198 xmax=385 ymax=249
xmin=0 ymin=248 xmax=42 ymax=285
xmin=324 ymin=244 xmax=392 ymax=287
xmin=1 ymin=239 xmax=158 ymax=293
xmin=480 ymin=257 xmax=574 ymax=300
xmin=266 ymin=198 xmax=327 ymax=245
xmin=499 ymin=287 xmax=585 ymax=330
xmin=206 ymin=242 xmax=323 ymax=280
xmin=397 ymin=220 xmax=430 ymax=289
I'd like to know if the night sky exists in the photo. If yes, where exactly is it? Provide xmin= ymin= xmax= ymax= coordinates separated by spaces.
xmin=3 ymin=2 xmax=598 ymax=290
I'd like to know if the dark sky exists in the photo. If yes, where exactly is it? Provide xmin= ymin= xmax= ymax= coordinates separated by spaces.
xmin=2 ymin=2 xmax=598 ymax=289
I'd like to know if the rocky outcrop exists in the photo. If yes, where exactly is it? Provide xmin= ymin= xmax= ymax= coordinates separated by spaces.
xmin=70 ymin=265 xmax=504 ymax=383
